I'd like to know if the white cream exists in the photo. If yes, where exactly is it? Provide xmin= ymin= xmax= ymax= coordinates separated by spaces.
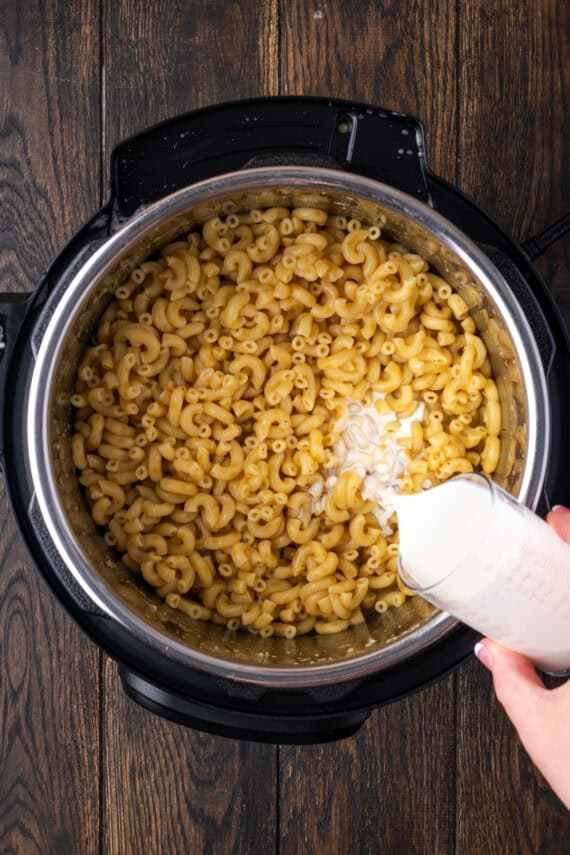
xmin=395 ymin=478 xmax=570 ymax=673
xmin=315 ymin=397 xmax=425 ymax=534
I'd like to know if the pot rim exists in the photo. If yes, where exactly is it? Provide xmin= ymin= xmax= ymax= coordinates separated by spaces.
xmin=25 ymin=166 xmax=549 ymax=686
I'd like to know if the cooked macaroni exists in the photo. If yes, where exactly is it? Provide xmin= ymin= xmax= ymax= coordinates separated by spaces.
xmin=71 ymin=207 xmax=502 ymax=637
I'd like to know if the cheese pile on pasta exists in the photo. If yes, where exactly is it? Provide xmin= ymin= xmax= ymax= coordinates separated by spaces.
xmin=71 ymin=206 xmax=502 ymax=638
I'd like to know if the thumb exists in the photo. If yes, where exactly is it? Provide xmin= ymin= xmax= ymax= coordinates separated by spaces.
xmin=546 ymin=505 xmax=570 ymax=543
xmin=475 ymin=639 xmax=546 ymax=738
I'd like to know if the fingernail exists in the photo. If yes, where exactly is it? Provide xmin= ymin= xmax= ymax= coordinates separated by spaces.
xmin=474 ymin=642 xmax=493 ymax=670
xmin=551 ymin=505 xmax=569 ymax=513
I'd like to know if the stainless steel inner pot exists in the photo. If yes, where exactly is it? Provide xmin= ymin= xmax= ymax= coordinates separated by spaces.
xmin=25 ymin=167 xmax=549 ymax=686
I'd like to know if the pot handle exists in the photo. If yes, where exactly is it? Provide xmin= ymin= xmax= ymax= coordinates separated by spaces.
xmin=0 ymin=294 xmax=31 ymax=466
xmin=109 ymin=97 xmax=433 ymax=220
xmin=119 ymin=665 xmax=370 ymax=744
xmin=522 ymin=211 xmax=570 ymax=260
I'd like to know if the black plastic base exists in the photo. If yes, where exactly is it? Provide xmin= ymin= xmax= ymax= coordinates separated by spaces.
xmin=120 ymin=666 xmax=371 ymax=744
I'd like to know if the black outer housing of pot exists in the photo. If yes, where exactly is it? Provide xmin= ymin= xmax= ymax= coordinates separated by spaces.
xmin=1 ymin=97 xmax=569 ymax=743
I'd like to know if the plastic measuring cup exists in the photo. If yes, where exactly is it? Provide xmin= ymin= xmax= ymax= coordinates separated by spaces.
xmin=396 ymin=473 xmax=570 ymax=675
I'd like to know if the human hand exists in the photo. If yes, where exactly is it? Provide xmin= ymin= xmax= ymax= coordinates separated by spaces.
xmin=474 ymin=505 xmax=570 ymax=811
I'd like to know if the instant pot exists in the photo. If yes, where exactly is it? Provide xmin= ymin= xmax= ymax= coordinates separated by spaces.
xmin=1 ymin=97 xmax=569 ymax=743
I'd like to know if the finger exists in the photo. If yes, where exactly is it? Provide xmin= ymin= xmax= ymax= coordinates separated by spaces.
xmin=475 ymin=639 xmax=546 ymax=737
xmin=546 ymin=505 xmax=570 ymax=543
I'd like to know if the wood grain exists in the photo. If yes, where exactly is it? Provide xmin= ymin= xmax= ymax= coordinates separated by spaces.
xmin=0 ymin=1 xmax=102 ymax=853
xmin=101 ymin=3 xmax=279 ymax=853
xmin=279 ymin=3 xmax=460 ymax=853
xmin=280 ymin=0 xmax=459 ymax=181
xmin=457 ymin=2 xmax=570 ymax=852
xmin=532 ymin=2 xmax=570 ymax=333
xmin=280 ymin=681 xmax=456 ymax=855
xmin=104 ymin=0 xmax=279 ymax=151
xmin=458 ymin=0 xmax=569 ymax=241
xmin=103 ymin=661 xmax=277 ymax=855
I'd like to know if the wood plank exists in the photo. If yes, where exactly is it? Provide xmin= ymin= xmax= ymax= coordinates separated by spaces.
xmin=279 ymin=3 xmax=459 ymax=854
xmin=0 ymin=2 xmax=102 ymax=853
xmin=458 ymin=0 xmax=569 ymax=242
xmin=103 ymin=660 xmax=277 ymax=855
xmin=280 ymin=0 xmax=459 ymax=181
xmin=104 ymin=0 xmax=279 ymax=151
xmin=102 ymin=3 xmax=279 ymax=852
xmin=280 ymin=681 xmax=456 ymax=855
xmin=532 ymin=1 xmax=570 ymax=338
xmin=457 ymin=2 xmax=570 ymax=851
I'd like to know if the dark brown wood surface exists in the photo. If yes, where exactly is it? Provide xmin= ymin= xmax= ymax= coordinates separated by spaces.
xmin=1 ymin=1 xmax=569 ymax=854
xmin=0 ymin=3 xmax=102 ymax=854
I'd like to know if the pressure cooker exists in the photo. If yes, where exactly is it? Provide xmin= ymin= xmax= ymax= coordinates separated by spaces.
xmin=1 ymin=97 xmax=569 ymax=743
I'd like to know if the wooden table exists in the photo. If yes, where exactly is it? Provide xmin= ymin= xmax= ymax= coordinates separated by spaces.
xmin=1 ymin=2 xmax=569 ymax=852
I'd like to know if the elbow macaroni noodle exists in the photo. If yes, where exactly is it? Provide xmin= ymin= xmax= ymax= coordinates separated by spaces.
xmin=72 ymin=207 xmax=502 ymax=638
